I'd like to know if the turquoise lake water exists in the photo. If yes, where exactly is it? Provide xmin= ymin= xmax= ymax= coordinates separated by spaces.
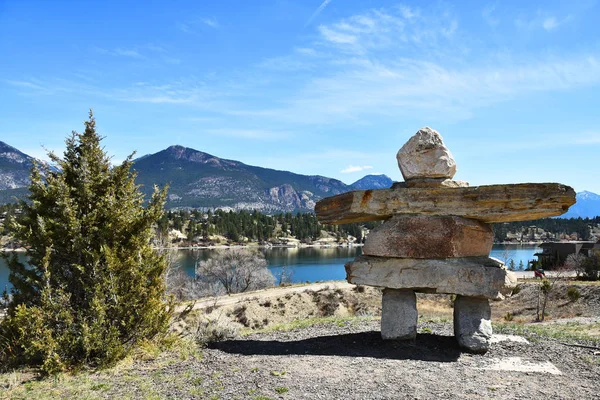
xmin=0 ymin=244 xmax=539 ymax=292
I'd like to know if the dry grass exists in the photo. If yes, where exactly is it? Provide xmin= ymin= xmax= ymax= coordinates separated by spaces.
xmin=174 ymin=285 xmax=383 ymax=337
xmin=0 ymin=335 xmax=206 ymax=400
xmin=416 ymin=294 xmax=454 ymax=321
xmin=494 ymin=321 xmax=600 ymax=343
xmin=491 ymin=282 xmax=600 ymax=323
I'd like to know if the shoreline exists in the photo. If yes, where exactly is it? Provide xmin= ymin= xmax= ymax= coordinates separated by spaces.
xmin=4 ymin=241 xmax=594 ymax=253
xmin=156 ymin=242 xmax=365 ymax=251
xmin=0 ymin=243 xmax=366 ymax=253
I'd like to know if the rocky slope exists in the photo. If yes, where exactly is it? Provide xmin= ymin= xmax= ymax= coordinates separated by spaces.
xmin=132 ymin=145 xmax=353 ymax=212
xmin=0 ymin=141 xmax=34 ymax=190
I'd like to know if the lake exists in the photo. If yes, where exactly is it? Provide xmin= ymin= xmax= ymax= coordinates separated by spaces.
xmin=0 ymin=244 xmax=540 ymax=292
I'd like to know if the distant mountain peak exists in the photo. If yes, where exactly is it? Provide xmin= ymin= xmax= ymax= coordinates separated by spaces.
xmin=165 ymin=144 xmax=183 ymax=153
xmin=130 ymin=145 xmax=350 ymax=211
xmin=561 ymin=190 xmax=600 ymax=218
xmin=350 ymin=174 xmax=393 ymax=190
xmin=578 ymin=190 xmax=600 ymax=200
xmin=165 ymin=144 xmax=201 ymax=156
xmin=160 ymin=145 xmax=221 ymax=164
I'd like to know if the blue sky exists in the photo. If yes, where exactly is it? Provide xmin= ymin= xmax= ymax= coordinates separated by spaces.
xmin=1 ymin=0 xmax=599 ymax=193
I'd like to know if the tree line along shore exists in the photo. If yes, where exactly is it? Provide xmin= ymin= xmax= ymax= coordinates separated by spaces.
xmin=2 ymin=203 xmax=599 ymax=250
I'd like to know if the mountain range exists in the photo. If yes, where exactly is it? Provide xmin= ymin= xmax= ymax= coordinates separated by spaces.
xmin=0 ymin=141 xmax=393 ymax=212
xmin=1 ymin=140 xmax=598 ymax=217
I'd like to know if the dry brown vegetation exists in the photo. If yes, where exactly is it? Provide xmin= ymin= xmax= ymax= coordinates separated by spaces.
xmin=171 ymin=284 xmax=383 ymax=339
xmin=172 ymin=281 xmax=600 ymax=337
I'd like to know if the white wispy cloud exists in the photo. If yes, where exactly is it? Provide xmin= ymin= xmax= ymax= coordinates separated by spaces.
xmin=7 ymin=3 xmax=599 ymax=143
xmin=397 ymin=5 xmax=418 ymax=20
xmin=341 ymin=165 xmax=373 ymax=173
xmin=542 ymin=17 xmax=560 ymax=31
xmin=177 ymin=17 xmax=220 ymax=33
xmin=145 ymin=44 xmax=167 ymax=53
xmin=200 ymin=17 xmax=219 ymax=28
xmin=11 ymin=20 xmax=600 ymax=128
xmin=306 ymin=0 xmax=333 ymax=27
xmin=6 ymin=80 xmax=46 ymax=90
xmin=230 ymin=51 xmax=600 ymax=127
xmin=114 ymin=48 xmax=143 ymax=58
xmin=176 ymin=22 xmax=192 ymax=33
xmin=295 ymin=47 xmax=318 ymax=56
xmin=228 ymin=5 xmax=598 ymax=125
xmin=516 ymin=12 xmax=573 ymax=31
xmin=258 ymin=55 xmax=313 ymax=71
xmin=93 ymin=45 xmax=180 ymax=64
xmin=5 ymin=78 xmax=88 ymax=96
xmin=315 ymin=5 xmax=458 ymax=55
xmin=95 ymin=47 xmax=144 ymax=58
xmin=318 ymin=26 xmax=357 ymax=45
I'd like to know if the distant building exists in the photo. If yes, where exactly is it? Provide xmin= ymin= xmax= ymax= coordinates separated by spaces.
xmin=535 ymin=240 xmax=600 ymax=267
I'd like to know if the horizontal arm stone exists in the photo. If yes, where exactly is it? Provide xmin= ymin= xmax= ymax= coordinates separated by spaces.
xmin=315 ymin=183 xmax=575 ymax=224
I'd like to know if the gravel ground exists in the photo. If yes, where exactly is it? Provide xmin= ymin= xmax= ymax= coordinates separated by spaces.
xmin=101 ymin=319 xmax=600 ymax=400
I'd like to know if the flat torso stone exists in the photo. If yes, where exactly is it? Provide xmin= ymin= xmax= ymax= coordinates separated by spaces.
xmin=363 ymin=214 xmax=493 ymax=258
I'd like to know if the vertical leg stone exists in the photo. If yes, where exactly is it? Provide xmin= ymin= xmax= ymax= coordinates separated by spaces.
xmin=453 ymin=295 xmax=492 ymax=353
xmin=381 ymin=288 xmax=417 ymax=340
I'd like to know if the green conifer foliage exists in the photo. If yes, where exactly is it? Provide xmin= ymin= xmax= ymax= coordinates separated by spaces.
xmin=0 ymin=111 xmax=172 ymax=373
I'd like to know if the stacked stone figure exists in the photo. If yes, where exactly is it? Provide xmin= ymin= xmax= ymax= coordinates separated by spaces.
xmin=315 ymin=127 xmax=576 ymax=353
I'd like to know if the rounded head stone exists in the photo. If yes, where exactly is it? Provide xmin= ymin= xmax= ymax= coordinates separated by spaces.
xmin=397 ymin=127 xmax=457 ymax=180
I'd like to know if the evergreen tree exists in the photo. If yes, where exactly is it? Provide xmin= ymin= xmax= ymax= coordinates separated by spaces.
xmin=0 ymin=111 xmax=172 ymax=374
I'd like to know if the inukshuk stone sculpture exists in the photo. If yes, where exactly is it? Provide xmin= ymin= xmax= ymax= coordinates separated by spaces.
xmin=315 ymin=127 xmax=576 ymax=353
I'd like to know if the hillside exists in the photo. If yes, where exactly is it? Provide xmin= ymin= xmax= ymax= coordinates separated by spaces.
xmin=0 ymin=143 xmax=392 ymax=211
xmin=133 ymin=145 xmax=375 ymax=212
xmin=0 ymin=141 xmax=34 ymax=190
